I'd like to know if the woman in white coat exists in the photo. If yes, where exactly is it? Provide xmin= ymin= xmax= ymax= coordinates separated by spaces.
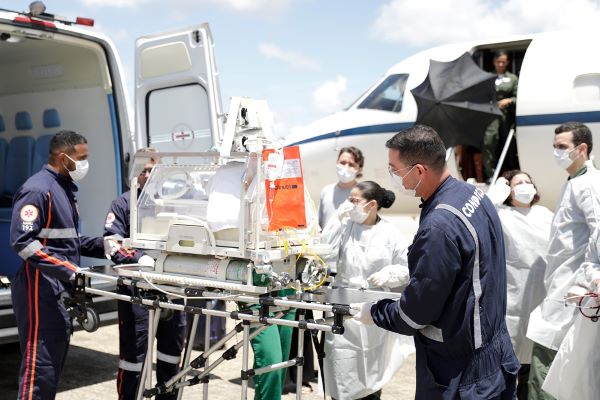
xmin=487 ymin=170 xmax=554 ymax=400
xmin=321 ymin=180 xmax=414 ymax=400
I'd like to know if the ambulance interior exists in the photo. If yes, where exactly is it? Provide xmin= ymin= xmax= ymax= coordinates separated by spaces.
xmin=0 ymin=28 xmax=129 ymax=275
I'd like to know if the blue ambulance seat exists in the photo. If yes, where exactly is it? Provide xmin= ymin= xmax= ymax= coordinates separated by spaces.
xmin=15 ymin=111 xmax=33 ymax=131
xmin=0 ymin=138 xmax=7 ymax=198
xmin=32 ymin=109 xmax=61 ymax=173
xmin=32 ymin=135 xmax=53 ymax=173
xmin=43 ymin=108 xmax=61 ymax=129
xmin=0 ymin=115 xmax=5 ymax=132
xmin=4 ymin=136 xmax=35 ymax=195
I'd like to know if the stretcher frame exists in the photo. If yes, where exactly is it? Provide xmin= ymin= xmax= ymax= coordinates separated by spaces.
xmin=69 ymin=266 xmax=398 ymax=400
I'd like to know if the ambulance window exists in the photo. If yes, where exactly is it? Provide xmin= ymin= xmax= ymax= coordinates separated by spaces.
xmin=147 ymin=84 xmax=212 ymax=151
xmin=358 ymin=74 xmax=408 ymax=112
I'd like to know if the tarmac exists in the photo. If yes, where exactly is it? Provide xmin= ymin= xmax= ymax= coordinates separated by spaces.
xmin=0 ymin=308 xmax=417 ymax=399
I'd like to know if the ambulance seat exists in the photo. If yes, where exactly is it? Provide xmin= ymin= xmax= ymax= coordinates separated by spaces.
xmin=0 ymin=115 xmax=5 ymax=133
xmin=0 ymin=139 xmax=7 ymax=198
xmin=4 ymin=136 xmax=35 ymax=195
xmin=32 ymin=109 xmax=61 ymax=173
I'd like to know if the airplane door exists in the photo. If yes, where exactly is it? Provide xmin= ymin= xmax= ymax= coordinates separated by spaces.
xmin=134 ymin=24 xmax=223 ymax=152
xmin=516 ymin=31 xmax=600 ymax=208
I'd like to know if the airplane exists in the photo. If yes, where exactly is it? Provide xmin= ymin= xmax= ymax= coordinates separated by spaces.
xmin=285 ymin=30 xmax=600 ymax=215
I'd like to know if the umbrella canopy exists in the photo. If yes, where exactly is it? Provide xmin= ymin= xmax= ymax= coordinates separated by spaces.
xmin=410 ymin=52 xmax=502 ymax=150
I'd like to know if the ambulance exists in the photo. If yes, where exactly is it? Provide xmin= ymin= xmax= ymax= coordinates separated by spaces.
xmin=0 ymin=2 xmax=222 ymax=342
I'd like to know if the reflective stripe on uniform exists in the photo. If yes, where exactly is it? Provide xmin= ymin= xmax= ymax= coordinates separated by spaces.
xmin=435 ymin=203 xmax=483 ymax=349
xmin=18 ymin=240 xmax=43 ymax=260
xmin=398 ymin=303 xmax=426 ymax=330
xmin=156 ymin=350 xmax=181 ymax=365
xmin=118 ymin=359 xmax=143 ymax=372
xmin=37 ymin=227 xmax=78 ymax=239
xmin=420 ymin=325 xmax=444 ymax=342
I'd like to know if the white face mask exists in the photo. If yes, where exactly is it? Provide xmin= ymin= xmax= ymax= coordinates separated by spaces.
xmin=389 ymin=165 xmax=420 ymax=197
xmin=553 ymin=146 xmax=579 ymax=170
xmin=512 ymin=183 xmax=536 ymax=205
xmin=63 ymin=154 xmax=89 ymax=182
xmin=336 ymin=164 xmax=357 ymax=183
xmin=349 ymin=203 xmax=369 ymax=224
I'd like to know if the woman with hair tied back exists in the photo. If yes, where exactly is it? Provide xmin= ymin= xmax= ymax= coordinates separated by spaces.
xmin=486 ymin=169 xmax=554 ymax=400
xmin=320 ymin=180 xmax=414 ymax=400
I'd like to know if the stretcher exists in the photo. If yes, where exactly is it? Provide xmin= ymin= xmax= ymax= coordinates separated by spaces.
xmin=67 ymin=265 xmax=398 ymax=399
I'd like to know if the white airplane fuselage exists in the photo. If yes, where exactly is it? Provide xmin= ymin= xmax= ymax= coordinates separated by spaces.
xmin=287 ymin=31 xmax=600 ymax=214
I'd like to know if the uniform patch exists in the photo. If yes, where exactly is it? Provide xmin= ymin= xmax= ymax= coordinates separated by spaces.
xmin=105 ymin=212 xmax=116 ymax=224
xmin=20 ymin=205 xmax=38 ymax=223
xmin=105 ymin=212 xmax=115 ymax=228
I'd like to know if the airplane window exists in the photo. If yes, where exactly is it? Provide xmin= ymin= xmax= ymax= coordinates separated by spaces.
xmin=357 ymin=74 xmax=408 ymax=112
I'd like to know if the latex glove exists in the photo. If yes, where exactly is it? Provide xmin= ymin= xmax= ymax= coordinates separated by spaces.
xmin=351 ymin=302 xmax=374 ymax=325
xmin=138 ymin=255 xmax=155 ymax=268
xmin=485 ymin=177 xmax=511 ymax=205
xmin=336 ymin=200 xmax=354 ymax=220
xmin=103 ymin=235 xmax=123 ymax=259
xmin=565 ymin=285 xmax=588 ymax=303
xmin=367 ymin=265 xmax=409 ymax=288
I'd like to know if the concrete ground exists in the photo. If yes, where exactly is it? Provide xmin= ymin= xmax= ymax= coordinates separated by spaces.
xmin=0 ymin=311 xmax=417 ymax=399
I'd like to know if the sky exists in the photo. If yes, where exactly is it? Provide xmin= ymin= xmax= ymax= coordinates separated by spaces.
xmin=6 ymin=0 xmax=600 ymax=138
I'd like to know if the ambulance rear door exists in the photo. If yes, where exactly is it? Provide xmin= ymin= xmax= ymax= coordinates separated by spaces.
xmin=134 ymin=24 xmax=223 ymax=153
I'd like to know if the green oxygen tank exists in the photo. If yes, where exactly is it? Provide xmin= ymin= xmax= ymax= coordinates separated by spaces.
xmin=225 ymin=260 xmax=271 ymax=286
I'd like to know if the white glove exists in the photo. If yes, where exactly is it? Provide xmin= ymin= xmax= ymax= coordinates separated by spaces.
xmin=485 ymin=177 xmax=511 ymax=205
xmin=367 ymin=265 xmax=409 ymax=288
xmin=336 ymin=200 xmax=354 ymax=220
xmin=138 ymin=255 xmax=155 ymax=268
xmin=103 ymin=235 xmax=123 ymax=259
xmin=351 ymin=302 xmax=374 ymax=325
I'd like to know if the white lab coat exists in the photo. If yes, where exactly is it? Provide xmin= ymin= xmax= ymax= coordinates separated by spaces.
xmin=543 ymin=227 xmax=600 ymax=400
xmin=320 ymin=216 xmax=414 ymax=399
xmin=497 ymin=204 xmax=553 ymax=364
xmin=527 ymin=163 xmax=600 ymax=350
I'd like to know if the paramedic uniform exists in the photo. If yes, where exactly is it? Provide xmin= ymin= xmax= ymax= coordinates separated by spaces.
xmin=371 ymin=176 xmax=519 ymax=399
xmin=104 ymin=191 xmax=187 ymax=400
xmin=10 ymin=165 xmax=105 ymax=400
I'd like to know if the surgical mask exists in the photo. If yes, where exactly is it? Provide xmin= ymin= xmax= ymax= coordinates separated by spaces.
xmin=513 ymin=183 xmax=536 ymax=205
xmin=553 ymin=146 xmax=579 ymax=170
xmin=336 ymin=164 xmax=357 ymax=183
xmin=390 ymin=166 xmax=420 ymax=197
xmin=349 ymin=203 xmax=369 ymax=224
xmin=63 ymin=154 xmax=89 ymax=181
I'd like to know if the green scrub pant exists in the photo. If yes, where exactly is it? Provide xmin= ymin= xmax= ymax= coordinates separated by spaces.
xmin=527 ymin=343 xmax=557 ymax=400
xmin=483 ymin=118 xmax=501 ymax=180
xmin=250 ymin=309 xmax=296 ymax=400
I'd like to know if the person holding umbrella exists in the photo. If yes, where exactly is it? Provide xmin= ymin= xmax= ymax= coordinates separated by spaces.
xmin=352 ymin=124 xmax=519 ymax=399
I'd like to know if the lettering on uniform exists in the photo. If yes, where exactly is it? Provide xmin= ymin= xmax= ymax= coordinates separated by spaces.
xmin=461 ymin=188 xmax=486 ymax=218
xmin=105 ymin=212 xmax=116 ymax=229
xmin=20 ymin=204 xmax=38 ymax=231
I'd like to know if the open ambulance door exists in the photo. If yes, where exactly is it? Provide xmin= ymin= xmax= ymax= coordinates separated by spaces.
xmin=134 ymin=24 xmax=223 ymax=154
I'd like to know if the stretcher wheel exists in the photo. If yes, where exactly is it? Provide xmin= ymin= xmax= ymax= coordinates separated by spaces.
xmin=81 ymin=308 xmax=100 ymax=332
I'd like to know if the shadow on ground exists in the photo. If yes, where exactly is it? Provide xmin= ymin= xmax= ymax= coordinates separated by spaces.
xmin=0 ymin=341 xmax=118 ymax=397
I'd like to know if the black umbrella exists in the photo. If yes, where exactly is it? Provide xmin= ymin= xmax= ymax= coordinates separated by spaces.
xmin=410 ymin=52 xmax=502 ymax=150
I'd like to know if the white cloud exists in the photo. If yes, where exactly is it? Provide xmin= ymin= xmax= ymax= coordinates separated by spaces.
xmin=371 ymin=0 xmax=600 ymax=46
xmin=81 ymin=0 xmax=145 ymax=7
xmin=259 ymin=43 xmax=320 ymax=71
xmin=312 ymin=75 xmax=348 ymax=114
xmin=80 ymin=0 xmax=290 ymax=15
xmin=206 ymin=0 xmax=290 ymax=13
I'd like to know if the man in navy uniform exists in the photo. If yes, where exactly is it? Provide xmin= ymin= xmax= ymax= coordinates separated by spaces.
xmin=103 ymin=150 xmax=186 ymax=400
xmin=354 ymin=125 xmax=518 ymax=399
xmin=10 ymin=130 xmax=106 ymax=399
